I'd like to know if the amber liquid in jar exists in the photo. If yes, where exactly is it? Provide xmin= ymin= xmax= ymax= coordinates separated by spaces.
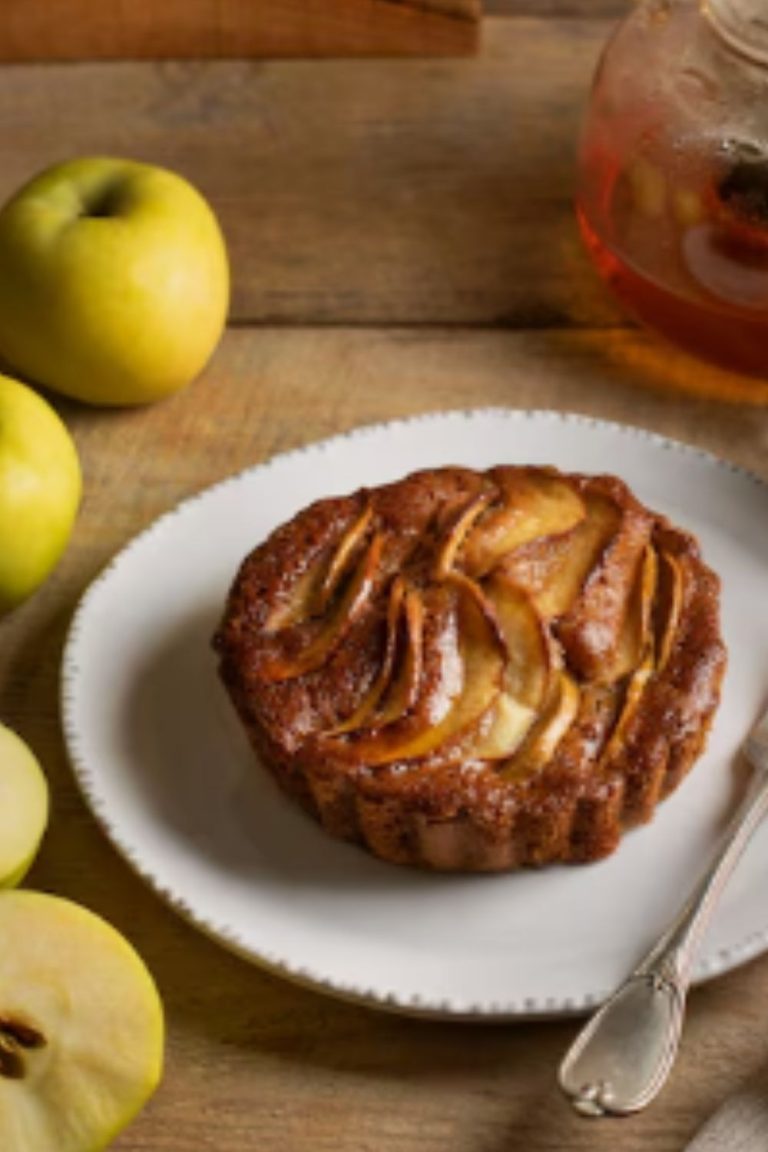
xmin=577 ymin=0 xmax=768 ymax=379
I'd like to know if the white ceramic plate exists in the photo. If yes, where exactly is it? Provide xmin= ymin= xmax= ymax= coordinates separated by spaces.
xmin=62 ymin=410 xmax=768 ymax=1020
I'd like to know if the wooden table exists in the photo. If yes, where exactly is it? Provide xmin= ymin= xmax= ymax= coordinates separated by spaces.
xmin=2 ymin=3 xmax=768 ymax=1149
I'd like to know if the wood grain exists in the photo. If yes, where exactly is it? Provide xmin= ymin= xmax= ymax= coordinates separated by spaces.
xmin=0 ymin=19 xmax=619 ymax=327
xmin=1 ymin=11 xmax=768 ymax=1151
xmin=1 ymin=326 xmax=767 ymax=1152
xmin=684 ymin=1085 xmax=768 ymax=1151
xmin=0 ymin=0 xmax=480 ymax=61
xmin=487 ymin=0 xmax=626 ymax=15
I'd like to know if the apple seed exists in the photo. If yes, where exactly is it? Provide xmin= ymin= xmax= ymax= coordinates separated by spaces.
xmin=0 ymin=1016 xmax=47 ymax=1079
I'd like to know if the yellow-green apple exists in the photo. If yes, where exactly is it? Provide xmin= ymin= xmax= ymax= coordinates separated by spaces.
xmin=0 ymin=373 xmax=81 ymax=612
xmin=0 ymin=157 xmax=229 ymax=407
xmin=0 ymin=890 xmax=164 ymax=1151
xmin=0 ymin=724 xmax=49 ymax=887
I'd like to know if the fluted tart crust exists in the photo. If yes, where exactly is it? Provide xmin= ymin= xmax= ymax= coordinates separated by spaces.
xmin=213 ymin=466 xmax=726 ymax=871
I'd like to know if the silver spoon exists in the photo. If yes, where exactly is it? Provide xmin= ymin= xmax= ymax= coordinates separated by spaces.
xmin=559 ymin=702 xmax=768 ymax=1118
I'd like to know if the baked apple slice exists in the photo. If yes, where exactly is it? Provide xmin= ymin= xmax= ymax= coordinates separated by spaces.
xmin=501 ymin=672 xmax=581 ymax=779
xmin=468 ymin=575 xmax=554 ymax=760
xmin=601 ymin=544 xmax=658 ymax=684
xmin=0 ymin=724 xmax=48 ymax=889
xmin=556 ymin=484 xmax=654 ymax=679
xmin=434 ymin=491 xmax=492 ymax=579
xmin=463 ymin=467 xmax=586 ymax=577
xmin=498 ymin=489 xmax=621 ymax=620
xmin=372 ymin=586 xmax=425 ymax=727
xmin=471 ymin=692 xmax=536 ymax=761
xmin=262 ymin=532 xmax=383 ymax=681
xmin=331 ymin=580 xmax=425 ymax=734
xmin=599 ymin=547 xmax=660 ymax=760
xmin=601 ymin=648 xmax=655 ymax=766
xmin=655 ymin=548 xmax=685 ymax=673
xmin=315 ymin=503 xmax=373 ymax=611
xmin=0 ymin=890 xmax=163 ymax=1151
xmin=483 ymin=573 xmax=555 ymax=708
xmin=265 ymin=502 xmax=372 ymax=632
xmin=324 ymin=579 xmax=503 ymax=765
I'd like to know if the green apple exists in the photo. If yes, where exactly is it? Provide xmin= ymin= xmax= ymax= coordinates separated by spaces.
xmin=0 ymin=157 xmax=229 ymax=407
xmin=0 ymin=373 xmax=81 ymax=612
xmin=0 ymin=724 xmax=49 ymax=887
xmin=0 ymin=890 xmax=164 ymax=1150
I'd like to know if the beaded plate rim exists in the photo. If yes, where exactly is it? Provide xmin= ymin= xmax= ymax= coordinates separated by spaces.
xmin=61 ymin=407 xmax=768 ymax=1021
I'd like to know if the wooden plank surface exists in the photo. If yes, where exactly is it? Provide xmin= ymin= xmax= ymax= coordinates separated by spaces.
xmin=4 ymin=324 xmax=768 ymax=1152
xmin=0 ymin=19 xmax=619 ymax=327
xmin=0 ymin=0 xmax=480 ymax=61
xmin=2 ymin=326 xmax=767 ymax=1152
xmin=2 ymin=8 xmax=768 ymax=1151
xmin=487 ymin=0 xmax=626 ymax=15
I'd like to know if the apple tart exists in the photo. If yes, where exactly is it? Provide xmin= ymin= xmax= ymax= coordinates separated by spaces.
xmin=214 ymin=465 xmax=726 ymax=871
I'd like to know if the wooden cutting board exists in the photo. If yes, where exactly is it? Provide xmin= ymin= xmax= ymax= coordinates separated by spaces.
xmin=0 ymin=0 xmax=481 ymax=60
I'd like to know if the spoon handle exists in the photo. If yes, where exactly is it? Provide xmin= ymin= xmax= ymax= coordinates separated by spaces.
xmin=559 ymin=765 xmax=768 ymax=1118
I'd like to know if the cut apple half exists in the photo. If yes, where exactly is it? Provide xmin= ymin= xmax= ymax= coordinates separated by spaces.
xmin=501 ymin=672 xmax=580 ymax=779
xmin=262 ymin=532 xmax=383 ymax=681
xmin=463 ymin=468 xmax=586 ymax=578
xmin=0 ymin=724 xmax=49 ymax=889
xmin=0 ymin=890 xmax=163 ymax=1152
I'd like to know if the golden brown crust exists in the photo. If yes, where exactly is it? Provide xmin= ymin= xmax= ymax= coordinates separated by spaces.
xmin=214 ymin=466 xmax=726 ymax=871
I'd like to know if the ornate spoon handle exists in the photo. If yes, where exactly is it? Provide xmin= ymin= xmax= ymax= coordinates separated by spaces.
xmin=559 ymin=748 xmax=768 ymax=1118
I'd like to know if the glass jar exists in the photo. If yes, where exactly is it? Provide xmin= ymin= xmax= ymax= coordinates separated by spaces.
xmin=577 ymin=0 xmax=768 ymax=381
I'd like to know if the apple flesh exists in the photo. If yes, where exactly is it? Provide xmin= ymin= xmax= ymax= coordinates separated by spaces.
xmin=0 ymin=157 xmax=229 ymax=407
xmin=0 ymin=724 xmax=49 ymax=888
xmin=0 ymin=890 xmax=164 ymax=1151
xmin=0 ymin=374 xmax=81 ymax=612
xmin=463 ymin=468 xmax=586 ymax=578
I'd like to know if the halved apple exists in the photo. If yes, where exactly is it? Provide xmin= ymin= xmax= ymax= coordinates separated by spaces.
xmin=0 ymin=890 xmax=163 ymax=1151
xmin=0 ymin=724 xmax=48 ymax=888
xmin=463 ymin=468 xmax=586 ymax=578
xmin=262 ymin=532 xmax=383 ymax=681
